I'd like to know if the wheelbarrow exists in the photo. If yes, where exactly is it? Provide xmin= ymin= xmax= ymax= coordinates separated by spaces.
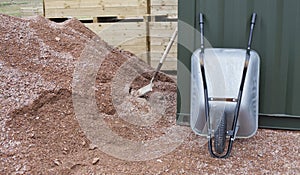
xmin=190 ymin=13 xmax=260 ymax=158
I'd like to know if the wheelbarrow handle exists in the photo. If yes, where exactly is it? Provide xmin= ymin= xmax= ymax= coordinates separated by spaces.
xmin=199 ymin=13 xmax=205 ymax=51
xmin=199 ymin=13 xmax=204 ymax=24
xmin=251 ymin=13 xmax=257 ymax=25
xmin=247 ymin=13 xmax=257 ymax=54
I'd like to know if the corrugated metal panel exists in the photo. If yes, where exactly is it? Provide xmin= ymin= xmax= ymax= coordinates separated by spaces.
xmin=177 ymin=0 xmax=300 ymax=126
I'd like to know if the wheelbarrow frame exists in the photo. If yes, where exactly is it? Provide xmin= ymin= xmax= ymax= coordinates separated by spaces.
xmin=192 ymin=13 xmax=258 ymax=158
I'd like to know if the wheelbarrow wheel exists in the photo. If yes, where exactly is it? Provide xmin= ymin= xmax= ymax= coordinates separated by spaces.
xmin=214 ymin=114 xmax=227 ymax=154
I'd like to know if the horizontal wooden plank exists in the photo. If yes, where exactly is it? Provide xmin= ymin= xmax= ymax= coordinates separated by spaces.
xmin=149 ymin=21 xmax=177 ymax=30
xmin=0 ymin=0 xmax=43 ymax=17
xmin=85 ymin=22 xmax=177 ymax=35
xmin=44 ymin=0 xmax=178 ymax=18
xmin=44 ymin=0 xmax=146 ymax=8
xmin=151 ymin=0 xmax=178 ymax=6
xmin=140 ymin=52 xmax=177 ymax=59
xmin=138 ymin=56 xmax=177 ymax=70
xmin=44 ymin=0 xmax=147 ymax=18
xmin=45 ymin=6 xmax=147 ymax=18
xmin=85 ymin=22 xmax=146 ymax=31
xmin=151 ymin=5 xmax=177 ymax=17
xmin=149 ymin=51 xmax=177 ymax=58
xmin=150 ymin=36 xmax=178 ymax=44
xmin=150 ymin=60 xmax=177 ymax=70
xmin=119 ymin=44 xmax=146 ymax=51
xmin=151 ymin=0 xmax=178 ymax=18
xmin=20 ymin=9 xmax=43 ymax=17
xmin=150 ymin=46 xmax=177 ymax=55
xmin=85 ymin=22 xmax=146 ymax=45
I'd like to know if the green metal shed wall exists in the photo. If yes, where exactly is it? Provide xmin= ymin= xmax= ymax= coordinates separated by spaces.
xmin=177 ymin=0 xmax=300 ymax=127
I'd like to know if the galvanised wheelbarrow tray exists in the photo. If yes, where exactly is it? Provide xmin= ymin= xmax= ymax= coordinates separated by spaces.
xmin=190 ymin=13 xmax=260 ymax=158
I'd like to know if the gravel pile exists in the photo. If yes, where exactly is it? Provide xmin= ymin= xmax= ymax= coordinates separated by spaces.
xmin=0 ymin=14 xmax=299 ymax=174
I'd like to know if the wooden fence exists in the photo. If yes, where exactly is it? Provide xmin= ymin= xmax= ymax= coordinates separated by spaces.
xmin=0 ymin=0 xmax=178 ymax=70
